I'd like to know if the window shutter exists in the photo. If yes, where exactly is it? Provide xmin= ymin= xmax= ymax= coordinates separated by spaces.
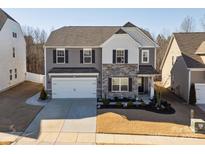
xmin=129 ymin=78 xmax=132 ymax=92
xmin=108 ymin=78 xmax=112 ymax=92
xmin=125 ymin=50 xmax=128 ymax=63
xmin=53 ymin=49 xmax=56 ymax=63
xmin=80 ymin=50 xmax=83 ymax=63
xmin=65 ymin=49 xmax=69 ymax=63
xmin=113 ymin=50 xmax=116 ymax=63
xmin=92 ymin=50 xmax=95 ymax=63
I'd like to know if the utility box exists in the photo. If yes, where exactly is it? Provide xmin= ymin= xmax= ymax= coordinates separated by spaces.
xmin=191 ymin=118 xmax=205 ymax=133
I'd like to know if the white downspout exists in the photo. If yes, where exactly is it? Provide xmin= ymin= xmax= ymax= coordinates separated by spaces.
xmin=44 ymin=46 xmax=47 ymax=90
xmin=188 ymin=70 xmax=191 ymax=103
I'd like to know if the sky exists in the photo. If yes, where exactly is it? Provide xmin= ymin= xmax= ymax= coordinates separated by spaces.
xmin=3 ymin=8 xmax=205 ymax=37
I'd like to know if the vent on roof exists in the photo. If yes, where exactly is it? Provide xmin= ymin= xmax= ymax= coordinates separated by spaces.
xmin=115 ymin=28 xmax=126 ymax=34
xmin=123 ymin=22 xmax=136 ymax=27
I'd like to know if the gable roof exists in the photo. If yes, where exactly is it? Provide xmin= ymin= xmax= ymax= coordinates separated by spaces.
xmin=0 ymin=8 xmax=17 ymax=30
xmin=195 ymin=41 xmax=205 ymax=54
xmin=45 ymin=22 xmax=157 ymax=47
xmin=160 ymin=32 xmax=205 ymax=69
xmin=46 ymin=26 xmax=120 ymax=46
xmin=174 ymin=32 xmax=205 ymax=54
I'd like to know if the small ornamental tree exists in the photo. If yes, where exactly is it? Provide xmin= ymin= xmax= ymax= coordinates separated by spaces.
xmin=189 ymin=84 xmax=196 ymax=105
xmin=39 ymin=87 xmax=48 ymax=100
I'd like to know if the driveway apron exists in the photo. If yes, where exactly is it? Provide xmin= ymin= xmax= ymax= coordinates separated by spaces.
xmin=22 ymin=99 xmax=96 ymax=139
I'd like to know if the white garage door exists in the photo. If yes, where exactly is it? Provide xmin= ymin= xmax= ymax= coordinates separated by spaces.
xmin=52 ymin=78 xmax=97 ymax=99
xmin=195 ymin=83 xmax=205 ymax=104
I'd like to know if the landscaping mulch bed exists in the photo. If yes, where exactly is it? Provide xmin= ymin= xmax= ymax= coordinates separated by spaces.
xmin=99 ymin=104 xmax=175 ymax=114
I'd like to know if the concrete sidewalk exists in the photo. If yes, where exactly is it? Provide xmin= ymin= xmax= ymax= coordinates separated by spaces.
xmin=14 ymin=133 xmax=205 ymax=145
xmin=96 ymin=133 xmax=205 ymax=145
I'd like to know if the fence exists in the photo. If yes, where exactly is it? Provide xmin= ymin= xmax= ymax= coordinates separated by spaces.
xmin=26 ymin=72 xmax=44 ymax=84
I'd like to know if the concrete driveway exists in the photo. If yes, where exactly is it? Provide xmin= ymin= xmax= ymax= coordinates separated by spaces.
xmin=17 ymin=99 xmax=97 ymax=144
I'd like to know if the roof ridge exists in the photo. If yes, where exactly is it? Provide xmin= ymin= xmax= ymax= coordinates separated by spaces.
xmin=174 ymin=32 xmax=205 ymax=34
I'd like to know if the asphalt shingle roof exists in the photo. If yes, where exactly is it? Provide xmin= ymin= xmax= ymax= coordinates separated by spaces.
xmin=45 ymin=22 xmax=155 ymax=47
xmin=173 ymin=32 xmax=205 ymax=68
xmin=0 ymin=8 xmax=17 ymax=30
xmin=48 ymin=67 xmax=99 ymax=74
xmin=138 ymin=65 xmax=159 ymax=75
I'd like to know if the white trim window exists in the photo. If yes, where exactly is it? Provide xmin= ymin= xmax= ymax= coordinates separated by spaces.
xmin=142 ymin=49 xmax=149 ymax=63
xmin=112 ymin=77 xmax=128 ymax=92
xmin=83 ymin=49 xmax=92 ymax=64
xmin=12 ymin=32 xmax=17 ymax=38
xmin=56 ymin=49 xmax=65 ymax=64
xmin=116 ymin=49 xmax=125 ymax=64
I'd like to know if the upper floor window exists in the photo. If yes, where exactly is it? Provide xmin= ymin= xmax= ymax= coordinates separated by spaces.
xmin=9 ymin=69 xmax=12 ymax=81
xmin=12 ymin=32 xmax=17 ymax=38
xmin=116 ymin=49 xmax=125 ymax=64
xmin=112 ymin=77 xmax=128 ymax=92
xmin=142 ymin=49 xmax=149 ymax=63
xmin=12 ymin=47 xmax=15 ymax=58
xmin=56 ymin=49 xmax=65 ymax=64
xmin=83 ymin=49 xmax=92 ymax=64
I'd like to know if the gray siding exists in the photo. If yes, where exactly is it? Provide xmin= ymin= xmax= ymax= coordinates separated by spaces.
xmin=139 ymin=47 xmax=155 ymax=67
xmin=171 ymin=56 xmax=189 ymax=102
xmin=45 ymin=48 xmax=102 ymax=97
xmin=191 ymin=71 xmax=205 ymax=84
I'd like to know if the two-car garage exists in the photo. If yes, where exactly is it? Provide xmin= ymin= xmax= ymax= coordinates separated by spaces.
xmin=48 ymin=67 xmax=99 ymax=99
xmin=52 ymin=78 xmax=97 ymax=99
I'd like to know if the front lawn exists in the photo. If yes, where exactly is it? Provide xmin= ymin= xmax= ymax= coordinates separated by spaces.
xmin=97 ymin=88 xmax=205 ymax=139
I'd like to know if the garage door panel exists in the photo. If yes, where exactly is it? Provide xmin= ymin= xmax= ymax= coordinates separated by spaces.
xmin=52 ymin=78 xmax=97 ymax=99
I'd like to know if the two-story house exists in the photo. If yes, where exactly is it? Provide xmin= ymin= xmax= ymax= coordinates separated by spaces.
xmin=44 ymin=22 xmax=159 ymax=100
xmin=0 ymin=9 xmax=26 ymax=92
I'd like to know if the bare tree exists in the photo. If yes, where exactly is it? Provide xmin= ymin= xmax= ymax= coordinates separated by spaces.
xmin=201 ymin=14 xmax=205 ymax=31
xmin=156 ymin=34 xmax=171 ymax=72
xmin=180 ymin=16 xmax=195 ymax=32
xmin=22 ymin=26 xmax=47 ymax=74
xmin=22 ymin=26 xmax=48 ymax=44
xmin=39 ymin=30 xmax=47 ymax=44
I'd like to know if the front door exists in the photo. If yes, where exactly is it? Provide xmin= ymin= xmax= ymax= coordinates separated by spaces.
xmin=138 ymin=77 xmax=144 ymax=93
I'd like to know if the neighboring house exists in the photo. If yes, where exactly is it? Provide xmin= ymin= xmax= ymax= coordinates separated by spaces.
xmin=0 ymin=9 xmax=26 ymax=92
xmin=44 ymin=22 xmax=159 ymax=99
xmin=160 ymin=32 xmax=205 ymax=104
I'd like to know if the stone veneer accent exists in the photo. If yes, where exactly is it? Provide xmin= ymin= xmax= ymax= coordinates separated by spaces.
xmin=102 ymin=64 xmax=138 ymax=98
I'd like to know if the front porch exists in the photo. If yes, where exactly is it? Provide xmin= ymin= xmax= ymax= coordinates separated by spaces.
xmin=137 ymin=76 xmax=154 ymax=101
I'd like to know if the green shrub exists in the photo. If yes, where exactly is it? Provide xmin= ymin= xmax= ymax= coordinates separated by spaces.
xmin=102 ymin=98 xmax=110 ymax=105
xmin=189 ymin=84 xmax=196 ymax=105
xmin=127 ymin=101 xmax=133 ymax=107
xmin=141 ymin=101 xmax=146 ymax=106
xmin=39 ymin=88 xmax=48 ymax=100
xmin=114 ymin=96 xmax=119 ymax=102
xmin=116 ymin=101 xmax=122 ymax=107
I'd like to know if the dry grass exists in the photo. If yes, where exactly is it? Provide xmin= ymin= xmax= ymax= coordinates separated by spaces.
xmin=97 ymin=86 xmax=205 ymax=139
xmin=0 ymin=81 xmax=43 ymax=132
xmin=97 ymin=111 xmax=205 ymax=139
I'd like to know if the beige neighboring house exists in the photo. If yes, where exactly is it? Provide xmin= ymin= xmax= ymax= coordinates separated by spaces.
xmin=160 ymin=32 xmax=205 ymax=104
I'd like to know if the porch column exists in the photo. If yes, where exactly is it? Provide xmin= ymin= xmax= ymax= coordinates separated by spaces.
xmin=150 ymin=77 xmax=154 ymax=99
